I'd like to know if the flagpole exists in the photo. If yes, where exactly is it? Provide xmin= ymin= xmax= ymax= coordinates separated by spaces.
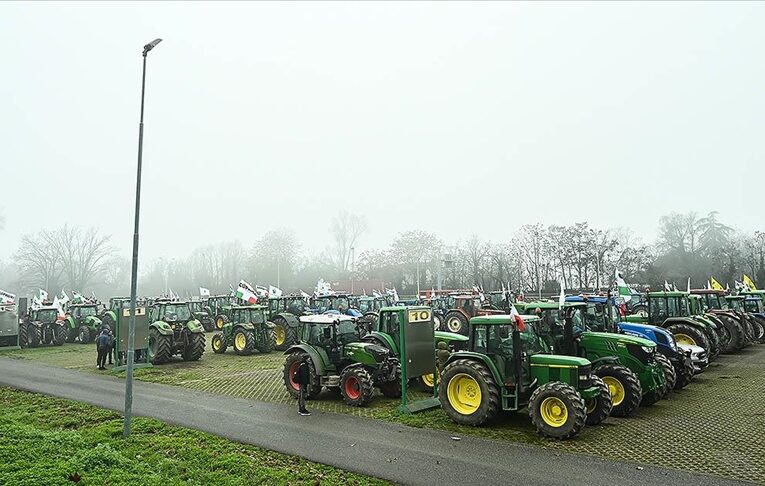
xmin=124 ymin=38 xmax=162 ymax=438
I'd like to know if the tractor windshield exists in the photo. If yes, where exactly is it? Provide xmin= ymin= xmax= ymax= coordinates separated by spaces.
xmin=727 ymin=299 xmax=744 ymax=312
xmin=650 ymin=297 xmax=688 ymax=321
xmin=286 ymin=299 xmax=306 ymax=314
xmin=585 ymin=303 xmax=609 ymax=332
xmin=78 ymin=306 xmax=98 ymax=317
xmin=334 ymin=297 xmax=350 ymax=313
xmin=313 ymin=298 xmax=332 ymax=313
xmin=745 ymin=299 xmax=763 ymax=313
xmin=336 ymin=320 xmax=359 ymax=343
xmin=36 ymin=309 xmax=58 ymax=323
xmin=704 ymin=294 xmax=724 ymax=310
xmin=163 ymin=304 xmax=191 ymax=321
xmin=520 ymin=321 xmax=550 ymax=354
xmin=188 ymin=301 xmax=202 ymax=312
xmin=248 ymin=309 xmax=265 ymax=324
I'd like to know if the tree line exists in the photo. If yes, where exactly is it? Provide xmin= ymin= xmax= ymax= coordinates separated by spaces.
xmin=1 ymin=210 xmax=763 ymax=299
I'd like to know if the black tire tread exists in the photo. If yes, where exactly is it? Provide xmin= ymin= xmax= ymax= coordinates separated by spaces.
xmin=595 ymin=364 xmax=642 ymax=418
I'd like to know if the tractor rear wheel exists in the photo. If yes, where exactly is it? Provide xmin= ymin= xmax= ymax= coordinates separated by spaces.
xmin=444 ymin=312 xmax=469 ymax=335
xmin=211 ymin=333 xmax=227 ymax=354
xmin=529 ymin=382 xmax=587 ymax=440
xmin=667 ymin=323 xmax=710 ymax=353
xmin=148 ymin=329 xmax=173 ymax=364
xmin=18 ymin=323 xmax=29 ymax=348
xmin=674 ymin=356 xmax=694 ymax=390
xmin=78 ymin=326 xmax=91 ymax=344
xmin=258 ymin=329 xmax=276 ymax=353
xmin=53 ymin=324 xmax=67 ymax=346
xmin=655 ymin=354 xmax=676 ymax=397
xmin=439 ymin=359 xmax=500 ymax=426
xmin=378 ymin=360 xmax=402 ymax=399
xmin=751 ymin=317 xmax=765 ymax=343
xmin=66 ymin=327 xmax=77 ymax=343
xmin=632 ymin=305 xmax=648 ymax=318
xmin=282 ymin=352 xmax=322 ymax=399
xmin=594 ymin=364 xmax=642 ymax=418
xmin=232 ymin=329 xmax=255 ymax=356
xmin=584 ymin=376 xmax=612 ymax=426
xmin=703 ymin=326 xmax=720 ymax=361
xmin=184 ymin=333 xmax=206 ymax=361
xmin=715 ymin=315 xmax=744 ymax=353
xmin=340 ymin=366 xmax=375 ymax=407
xmin=28 ymin=325 xmax=42 ymax=348
xmin=272 ymin=317 xmax=297 ymax=351
xmin=433 ymin=314 xmax=442 ymax=331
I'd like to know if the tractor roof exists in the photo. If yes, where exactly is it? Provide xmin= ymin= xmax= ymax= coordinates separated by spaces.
xmin=724 ymin=295 xmax=744 ymax=301
xmin=158 ymin=300 xmax=189 ymax=305
xmin=521 ymin=301 xmax=585 ymax=309
xmin=565 ymin=295 xmax=609 ymax=303
xmin=232 ymin=305 xmax=266 ymax=310
xmin=70 ymin=303 xmax=98 ymax=307
xmin=380 ymin=305 xmax=429 ymax=313
xmin=470 ymin=314 xmax=539 ymax=325
xmin=690 ymin=289 xmax=725 ymax=295
xmin=35 ymin=306 xmax=58 ymax=311
xmin=647 ymin=291 xmax=688 ymax=297
xmin=299 ymin=314 xmax=356 ymax=325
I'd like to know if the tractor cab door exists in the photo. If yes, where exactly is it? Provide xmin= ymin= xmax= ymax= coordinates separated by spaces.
xmin=377 ymin=310 xmax=401 ymax=348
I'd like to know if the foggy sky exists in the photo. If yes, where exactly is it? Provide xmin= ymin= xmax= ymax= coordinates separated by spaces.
xmin=2 ymin=1 xmax=764 ymax=263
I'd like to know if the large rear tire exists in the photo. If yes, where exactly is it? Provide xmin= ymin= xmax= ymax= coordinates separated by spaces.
xmin=439 ymin=358 xmax=500 ymax=426
xmin=18 ymin=323 xmax=29 ymax=348
xmin=53 ymin=323 xmax=67 ymax=346
xmin=28 ymin=325 xmax=42 ymax=348
xmin=78 ymin=326 xmax=91 ymax=344
xmin=282 ymin=352 xmax=322 ymax=399
xmin=584 ymin=376 xmax=612 ymax=426
xmin=184 ymin=333 xmax=206 ymax=361
xmin=667 ymin=323 xmax=710 ymax=354
xmin=232 ymin=328 xmax=255 ymax=356
xmin=258 ymin=328 xmax=276 ymax=353
xmin=444 ymin=312 xmax=469 ymax=336
xmin=595 ymin=364 xmax=642 ymax=418
xmin=714 ymin=314 xmax=744 ymax=353
xmin=148 ymin=329 xmax=173 ymax=364
xmin=340 ymin=366 xmax=375 ymax=407
xmin=529 ymin=382 xmax=587 ymax=440
xmin=272 ymin=317 xmax=297 ymax=351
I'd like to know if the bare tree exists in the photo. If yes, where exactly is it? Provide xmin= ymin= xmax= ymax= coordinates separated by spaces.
xmin=15 ymin=229 xmax=66 ymax=293
xmin=330 ymin=211 xmax=367 ymax=272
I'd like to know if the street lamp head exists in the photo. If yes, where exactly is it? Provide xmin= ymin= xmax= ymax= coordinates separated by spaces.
xmin=143 ymin=38 xmax=163 ymax=55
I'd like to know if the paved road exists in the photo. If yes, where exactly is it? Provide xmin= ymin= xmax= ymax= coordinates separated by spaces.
xmin=0 ymin=358 xmax=746 ymax=486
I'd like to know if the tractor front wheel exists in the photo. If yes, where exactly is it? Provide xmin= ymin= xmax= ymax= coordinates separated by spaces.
xmin=655 ymin=354 xmax=676 ymax=396
xmin=53 ymin=324 xmax=67 ymax=346
xmin=528 ymin=382 xmax=587 ymax=440
xmin=674 ymin=357 xmax=694 ymax=390
xmin=433 ymin=314 xmax=442 ymax=331
xmin=594 ymin=364 xmax=642 ymax=418
xmin=148 ymin=329 xmax=173 ymax=364
xmin=282 ymin=352 xmax=322 ymax=399
xmin=258 ymin=328 xmax=276 ymax=353
xmin=28 ymin=325 xmax=42 ymax=348
xmin=340 ymin=367 xmax=375 ymax=407
xmin=211 ymin=333 xmax=227 ymax=354
xmin=183 ymin=333 xmax=206 ymax=361
xmin=439 ymin=359 xmax=500 ymax=426
xmin=215 ymin=315 xmax=228 ymax=330
xmin=584 ymin=376 xmax=612 ymax=426
xmin=232 ymin=329 xmax=255 ymax=356
xmin=377 ymin=360 xmax=402 ymax=399
xmin=444 ymin=312 xmax=469 ymax=335
xmin=78 ymin=326 xmax=91 ymax=344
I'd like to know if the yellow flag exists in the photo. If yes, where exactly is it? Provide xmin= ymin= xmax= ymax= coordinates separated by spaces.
xmin=710 ymin=277 xmax=724 ymax=291
xmin=743 ymin=274 xmax=757 ymax=291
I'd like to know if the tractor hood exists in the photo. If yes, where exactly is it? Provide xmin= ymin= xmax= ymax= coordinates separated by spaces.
xmin=434 ymin=331 xmax=468 ymax=343
xmin=344 ymin=342 xmax=390 ymax=363
xmin=581 ymin=331 xmax=655 ymax=348
xmin=530 ymin=354 xmax=589 ymax=368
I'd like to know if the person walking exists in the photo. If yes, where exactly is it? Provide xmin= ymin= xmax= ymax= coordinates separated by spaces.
xmin=107 ymin=329 xmax=115 ymax=365
xmin=96 ymin=329 xmax=110 ymax=370
xmin=295 ymin=357 xmax=311 ymax=416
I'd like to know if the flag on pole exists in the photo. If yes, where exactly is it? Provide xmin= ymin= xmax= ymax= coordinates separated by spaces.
xmin=315 ymin=279 xmax=332 ymax=297
xmin=269 ymin=285 xmax=283 ymax=298
xmin=614 ymin=269 xmax=632 ymax=302
xmin=710 ymin=277 xmax=724 ymax=291
xmin=59 ymin=290 xmax=69 ymax=307
xmin=38 ymin=289 xmax=49 ymax=303
xmin=256 ymin=285 xmax=269 ymax=298
xmin=743 ymin=274 xmax=757 ymax=291
xmin=663 ymin=281 xmax=672 ymax=291
xmin=235 ymin=283 xmax=258 ymax=304
xmin=558 ymin=282 xmax=565 ymax=308
xmin=509 ymin=302 xmax=525 ymax=331
xmin=72 ymin=291 xmax=86 ymax=304
xmin=707 ymin=280 xmax=712 ymax=290
xmin=687 ymin=278 xmax=691 ymax=294
xmin=52 ymin=296 xmax=66 ymax=320
xmin=0 ymin=289 xmax=15 ymax=305
xmin=199 ymin=287 xmax=210 ymax=298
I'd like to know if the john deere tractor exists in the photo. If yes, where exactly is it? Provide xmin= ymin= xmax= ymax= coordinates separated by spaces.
xmin=442 ymin=295 xmax=504 ymax=336
xmin=282 ymin=314 xmax=401 ymax=407
xmin=439 ymin=314 xmax=610 ymax=439
xmin=742 ymin=292 xmax=765 ymax=343
xmin=520 ymin=301 xmax=665 ymax=416
xmin=351 ymin=295 xmax=391 ymax=329
xmin=101 ymin=297 xmax=149 ymax=333
xmin=361 ymin=305 xmax=468 ymax=390
xmin=147 ymin=301 xmax=205 ymax=364
xmin=310 ymin=294 xmax=362 ymax=317
xmin=267 ymin=295 xmax=310 ymax=351
xmin=688 ymin=292 xmax=747 ymax=353
xmin=211 ymin=305 xmax=276 ymax=355
xmin=19 ymin=306 xmax=67 ymax=348
xmin=724 ymin=294 xmax=765 ymax=344
xmin=204 ymin=295 xmax=234 ymax=330
xmin=64 ymin=303 xmax=104 ymax=343
xmin=188 ymin=300 xmax=214 ymax=331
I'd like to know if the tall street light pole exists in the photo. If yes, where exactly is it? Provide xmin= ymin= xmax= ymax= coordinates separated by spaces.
xmin=124 ymin=38 xmax=162 ymax=438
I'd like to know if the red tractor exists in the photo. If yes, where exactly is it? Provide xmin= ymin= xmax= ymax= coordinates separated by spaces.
xmin=443 ymin=295 xmax=504 ymax=335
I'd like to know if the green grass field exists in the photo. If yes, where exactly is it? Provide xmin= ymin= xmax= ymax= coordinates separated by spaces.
xmin=5 ymin=337 xmax=765 ymax=483
xmin=0 ymin=387 xmax=387 ymax=486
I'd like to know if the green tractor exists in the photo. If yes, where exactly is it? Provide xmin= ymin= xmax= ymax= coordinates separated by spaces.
xmin=361 ymin=305 xmax=468 ymax=389
xmin=211 ymin=305 xmax=276 ymax=355
xmin=351 ymin=295 xmax=391 ymax=328
xmin=188 ymin=299 xmax=214 ymax=332
xmin=519 ymin=301 xmax=666 ymax=417
xmin=19 ymin=306 xmax=67 ymax=348
xmin=282 ymin=314 xmax=401 ymax=407
xmin=267 ymin=295 xmax=310 ymax=351
xmin=100 ymin=297 xmax=143 ymax=333
xmin=147 ymin=301 xmax=206 ymax=364
xmin=63 ymin=303 xmax=104 ymax=343
xmin=439 ymin=314 xmax=611 ymax=439
xmin=724 ymin=294 xmax=764 ymax=344
xmin=204 ymin=295 xmax=235 ymax=330
xmin=688 ymin=292 xmax=747 ymax=353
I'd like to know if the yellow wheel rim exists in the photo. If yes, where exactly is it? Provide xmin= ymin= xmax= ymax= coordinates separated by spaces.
xmin=235 ymin=332 xmax=246 ymax=350
xmin=446 ymin=373 xmax=482 ymax=415
xmin=421 ymin=373 xmax=435 ymax=388
xmin=602 ymin=376 xmax=625 ymax=406
xmin=675 ymin=333 xmax=696 ymax=346
xmin=275 ymin=326 xmax=285 ymax=346
xmin=216 ymin=317 xmax=225 ymax=330
xmin=539 ymin=397 xmax=569 ymax=427
xmin=586 ymin=398 xmax=596 ymax=414
xmin=212 ymin=336 xmax=221 ymax=351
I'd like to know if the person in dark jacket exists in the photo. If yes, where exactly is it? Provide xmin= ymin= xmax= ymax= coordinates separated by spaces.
xmin=107 ymin=329 xmax=115 ymax=365
xmin=295 ymin=357 xmax=311 ymax=416
xmin=96 ymin=329 xmax=110 ymax=370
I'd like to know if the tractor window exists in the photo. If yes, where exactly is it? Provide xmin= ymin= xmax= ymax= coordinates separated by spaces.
xmin=358 ymin=300 xmax=371 ymax=313
xmin=570 ymin=308 xmax=586 ymax=334
xmin=37 ymin=309 xmax=58 ymax=323
xmin=287 ymin=299 xmax=305 ymax=314
xmin=163 ymin=304 xmax=191 ymax=321
xmin=335 ymin=297 xmax=349 ymax=313
xmin=520 ymin=322 xmax=549 ymax=354
xmin=336 ymin=320 xmax=359 ymax=344
xmin=651 ymin=298 xmax=668 ymax=322
xmin=473 ymin=326 xmax=488 ymax=353
xmin=745 ymin=299 xmax=763 ymax=313
xmin=232 ymin=310 xmax=242 ymax=322
xmin=727 ymin=299 xmax=743 ymax=312
xmin=586 ymin=303 xmax=607 ymax=332
xmin=249 ymin=309 xmax=265 ymax=324
xmin=305 ymin=324 xmax=328 ymax=346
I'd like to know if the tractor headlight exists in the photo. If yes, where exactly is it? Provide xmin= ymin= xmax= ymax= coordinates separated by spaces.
xmin=641 ymin=346 xmax=654 ymax=354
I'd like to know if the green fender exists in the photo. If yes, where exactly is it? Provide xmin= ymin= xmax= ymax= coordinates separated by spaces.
xmin=84 ymin=315 xmax=102 ymax=329
xmin=283 ymin=344 xmax=328 ymax=375
xmin=273 ymin=313 xmax=300 ymax=329
xmin=265 ymin=321 xmax=276 ymax=329
xmin=589 ymin=355 xmax=621 ymax=368
xmin=434 ymin=330 xmax=468 ymax=346
xmin=150 ymin=321 xmax=174 ymax=336
xmin=690 ymin=315 xmax=717 ymax=330
xmin=232 ymin=322 xmax=255 ymax=332
xmin=364 ymin=331 xmax=398 ymax=355
xmin=64 ymin=316 xmax=76 ymax=331
xmin=664 ymin=316 xmax=714 ymax=331
xmin=186 ymin=319 xmax=204 ymax=334
xmin=443 ymin=351 xmax=503 ymax=385
xmin=104 ymin=310 xmax=118 ymax=322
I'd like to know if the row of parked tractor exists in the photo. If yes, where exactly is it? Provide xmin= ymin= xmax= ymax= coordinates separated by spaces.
xmin=10 ymin=286 xmax=764 ymax=440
